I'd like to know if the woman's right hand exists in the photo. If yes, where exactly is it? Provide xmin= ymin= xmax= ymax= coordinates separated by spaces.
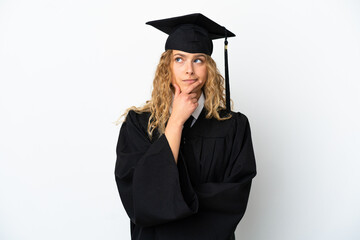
xmin=170 ymin=81 xmax=203 ymax=126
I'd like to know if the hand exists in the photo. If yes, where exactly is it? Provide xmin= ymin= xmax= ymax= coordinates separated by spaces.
xmin=170 ymin=80 xmax=203 ymax=126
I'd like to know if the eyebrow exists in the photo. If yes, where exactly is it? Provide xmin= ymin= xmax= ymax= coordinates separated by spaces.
xmin=173 ymin=53 xmax=206 ymax=58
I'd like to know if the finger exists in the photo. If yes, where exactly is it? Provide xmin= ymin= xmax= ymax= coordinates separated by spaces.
xmin=184 ymin=79 xmax=203 ymax=94
xmin=189 ymin=92 xmax=197 ymax=99
xmin=173 ymin=83 xmax=181 ymax=97
xmin=184 ymin=93 xmax=197 ymax=102
xmin=191 ymin=98 xmax=198 ymax=103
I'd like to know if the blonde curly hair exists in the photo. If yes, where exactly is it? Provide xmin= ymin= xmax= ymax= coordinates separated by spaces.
xmin=118 ymin=49 xmax=231 ymax=138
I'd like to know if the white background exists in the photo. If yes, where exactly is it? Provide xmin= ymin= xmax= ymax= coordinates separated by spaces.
xmin=1 ymin=0 xmax=359 ymax=239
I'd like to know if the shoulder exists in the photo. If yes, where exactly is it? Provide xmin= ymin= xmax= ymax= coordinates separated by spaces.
xmin=219 ymin=110 xmax=252 ymax=136
xmin=232 ymin=111 xmax=250 ymax=126
xmin=117 ymin=110 xmax=153 ymax=149
xmin=218 ymin=109 xmax=250 ymax=126
xmin=126 ymin=110 xmax=151 ymax=125
xmin=123 ymin=110 xmax=151 ymax=134
xmin=194 ymin=109 xmax=250 ymax=138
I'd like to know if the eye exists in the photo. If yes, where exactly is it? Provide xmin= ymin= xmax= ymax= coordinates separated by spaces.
xmin=175 ymin=57 xmax=183 ymax=63
xmin=194 ymin=58 xmax=203 ymax=63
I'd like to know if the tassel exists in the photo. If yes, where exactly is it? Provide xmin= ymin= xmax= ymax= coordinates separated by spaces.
xmin=224 ymin=28 xmax=231 ymax=112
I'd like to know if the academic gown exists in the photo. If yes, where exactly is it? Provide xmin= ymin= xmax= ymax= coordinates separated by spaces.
xmin=115 ymin=108 xmax=256 ymax=240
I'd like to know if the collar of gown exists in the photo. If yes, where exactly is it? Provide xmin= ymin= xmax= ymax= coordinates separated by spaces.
xmin=170 ymin=92 xmax=205 ymax=120
xmin=191 ymin=92 xmax=205 ymax=120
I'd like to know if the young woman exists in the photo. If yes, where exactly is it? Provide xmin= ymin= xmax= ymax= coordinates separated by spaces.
xmin=115 ymin=13 xmax=257 ymax=240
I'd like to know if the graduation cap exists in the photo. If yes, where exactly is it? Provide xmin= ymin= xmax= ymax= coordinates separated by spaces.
xmin=146 ymin=13 xmax=235 ymax=112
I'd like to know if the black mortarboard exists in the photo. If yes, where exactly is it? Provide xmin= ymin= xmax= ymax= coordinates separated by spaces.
xmin=146 ymin=13 xmax=235 ymax=112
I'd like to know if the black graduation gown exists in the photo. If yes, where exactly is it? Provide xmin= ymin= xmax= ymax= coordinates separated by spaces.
xmin=115 ymin=109 xmax=256 ymax=240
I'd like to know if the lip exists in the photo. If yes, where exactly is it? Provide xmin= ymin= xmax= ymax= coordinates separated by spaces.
xmin=182 ymin=79 xmax=197 ymax=83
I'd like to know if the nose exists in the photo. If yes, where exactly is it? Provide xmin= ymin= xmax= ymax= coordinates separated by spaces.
xmin=185 ymin=61 xmax=194 ymax=75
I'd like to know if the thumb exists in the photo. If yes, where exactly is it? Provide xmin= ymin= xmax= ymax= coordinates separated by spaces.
xmin=173 ymin=83 xmax=181 ymax=97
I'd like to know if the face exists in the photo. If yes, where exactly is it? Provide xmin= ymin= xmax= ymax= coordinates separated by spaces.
xmin=171 ymin=50 xmax=207 ymax=97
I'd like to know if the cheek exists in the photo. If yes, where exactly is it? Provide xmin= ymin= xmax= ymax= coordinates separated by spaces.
xmin=200 ymin=68 xmax=208 ymax=88
xmin=200 ymin=79 xmax=207 ymax=89
xmin=170 ymin=67 xmax=183 ymax=89
xmin=171 ymin=66 xmax=181 ymax=81
xmin=199 ymin=66 xmax=207 ymax=79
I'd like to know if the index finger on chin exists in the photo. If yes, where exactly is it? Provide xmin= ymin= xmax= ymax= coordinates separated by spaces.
xmin=184 ymin=80 xmax=203 ymax=94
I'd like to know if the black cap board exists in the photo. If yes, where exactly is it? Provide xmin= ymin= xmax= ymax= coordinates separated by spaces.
xmin=146 ymin=13 xmax=235 ymax=112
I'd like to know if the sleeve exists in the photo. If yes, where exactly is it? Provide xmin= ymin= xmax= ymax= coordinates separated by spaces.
xmin=155 ymin=113 xmax=257 ymax=239
xmin=114 ymin=111 xmax=198 ymax=227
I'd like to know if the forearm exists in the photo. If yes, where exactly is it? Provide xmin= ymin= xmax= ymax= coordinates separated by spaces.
xmin=165 ymin=117 xmax=183 ymax=163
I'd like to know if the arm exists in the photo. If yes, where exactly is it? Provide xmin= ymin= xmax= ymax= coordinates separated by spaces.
xmin=165 ymin=81 xmax=202 ymax=163
xmin=164 ymin=117 xmax=183 ymax=164
xmin=115 ymin=111 xmax=198 ymax=227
